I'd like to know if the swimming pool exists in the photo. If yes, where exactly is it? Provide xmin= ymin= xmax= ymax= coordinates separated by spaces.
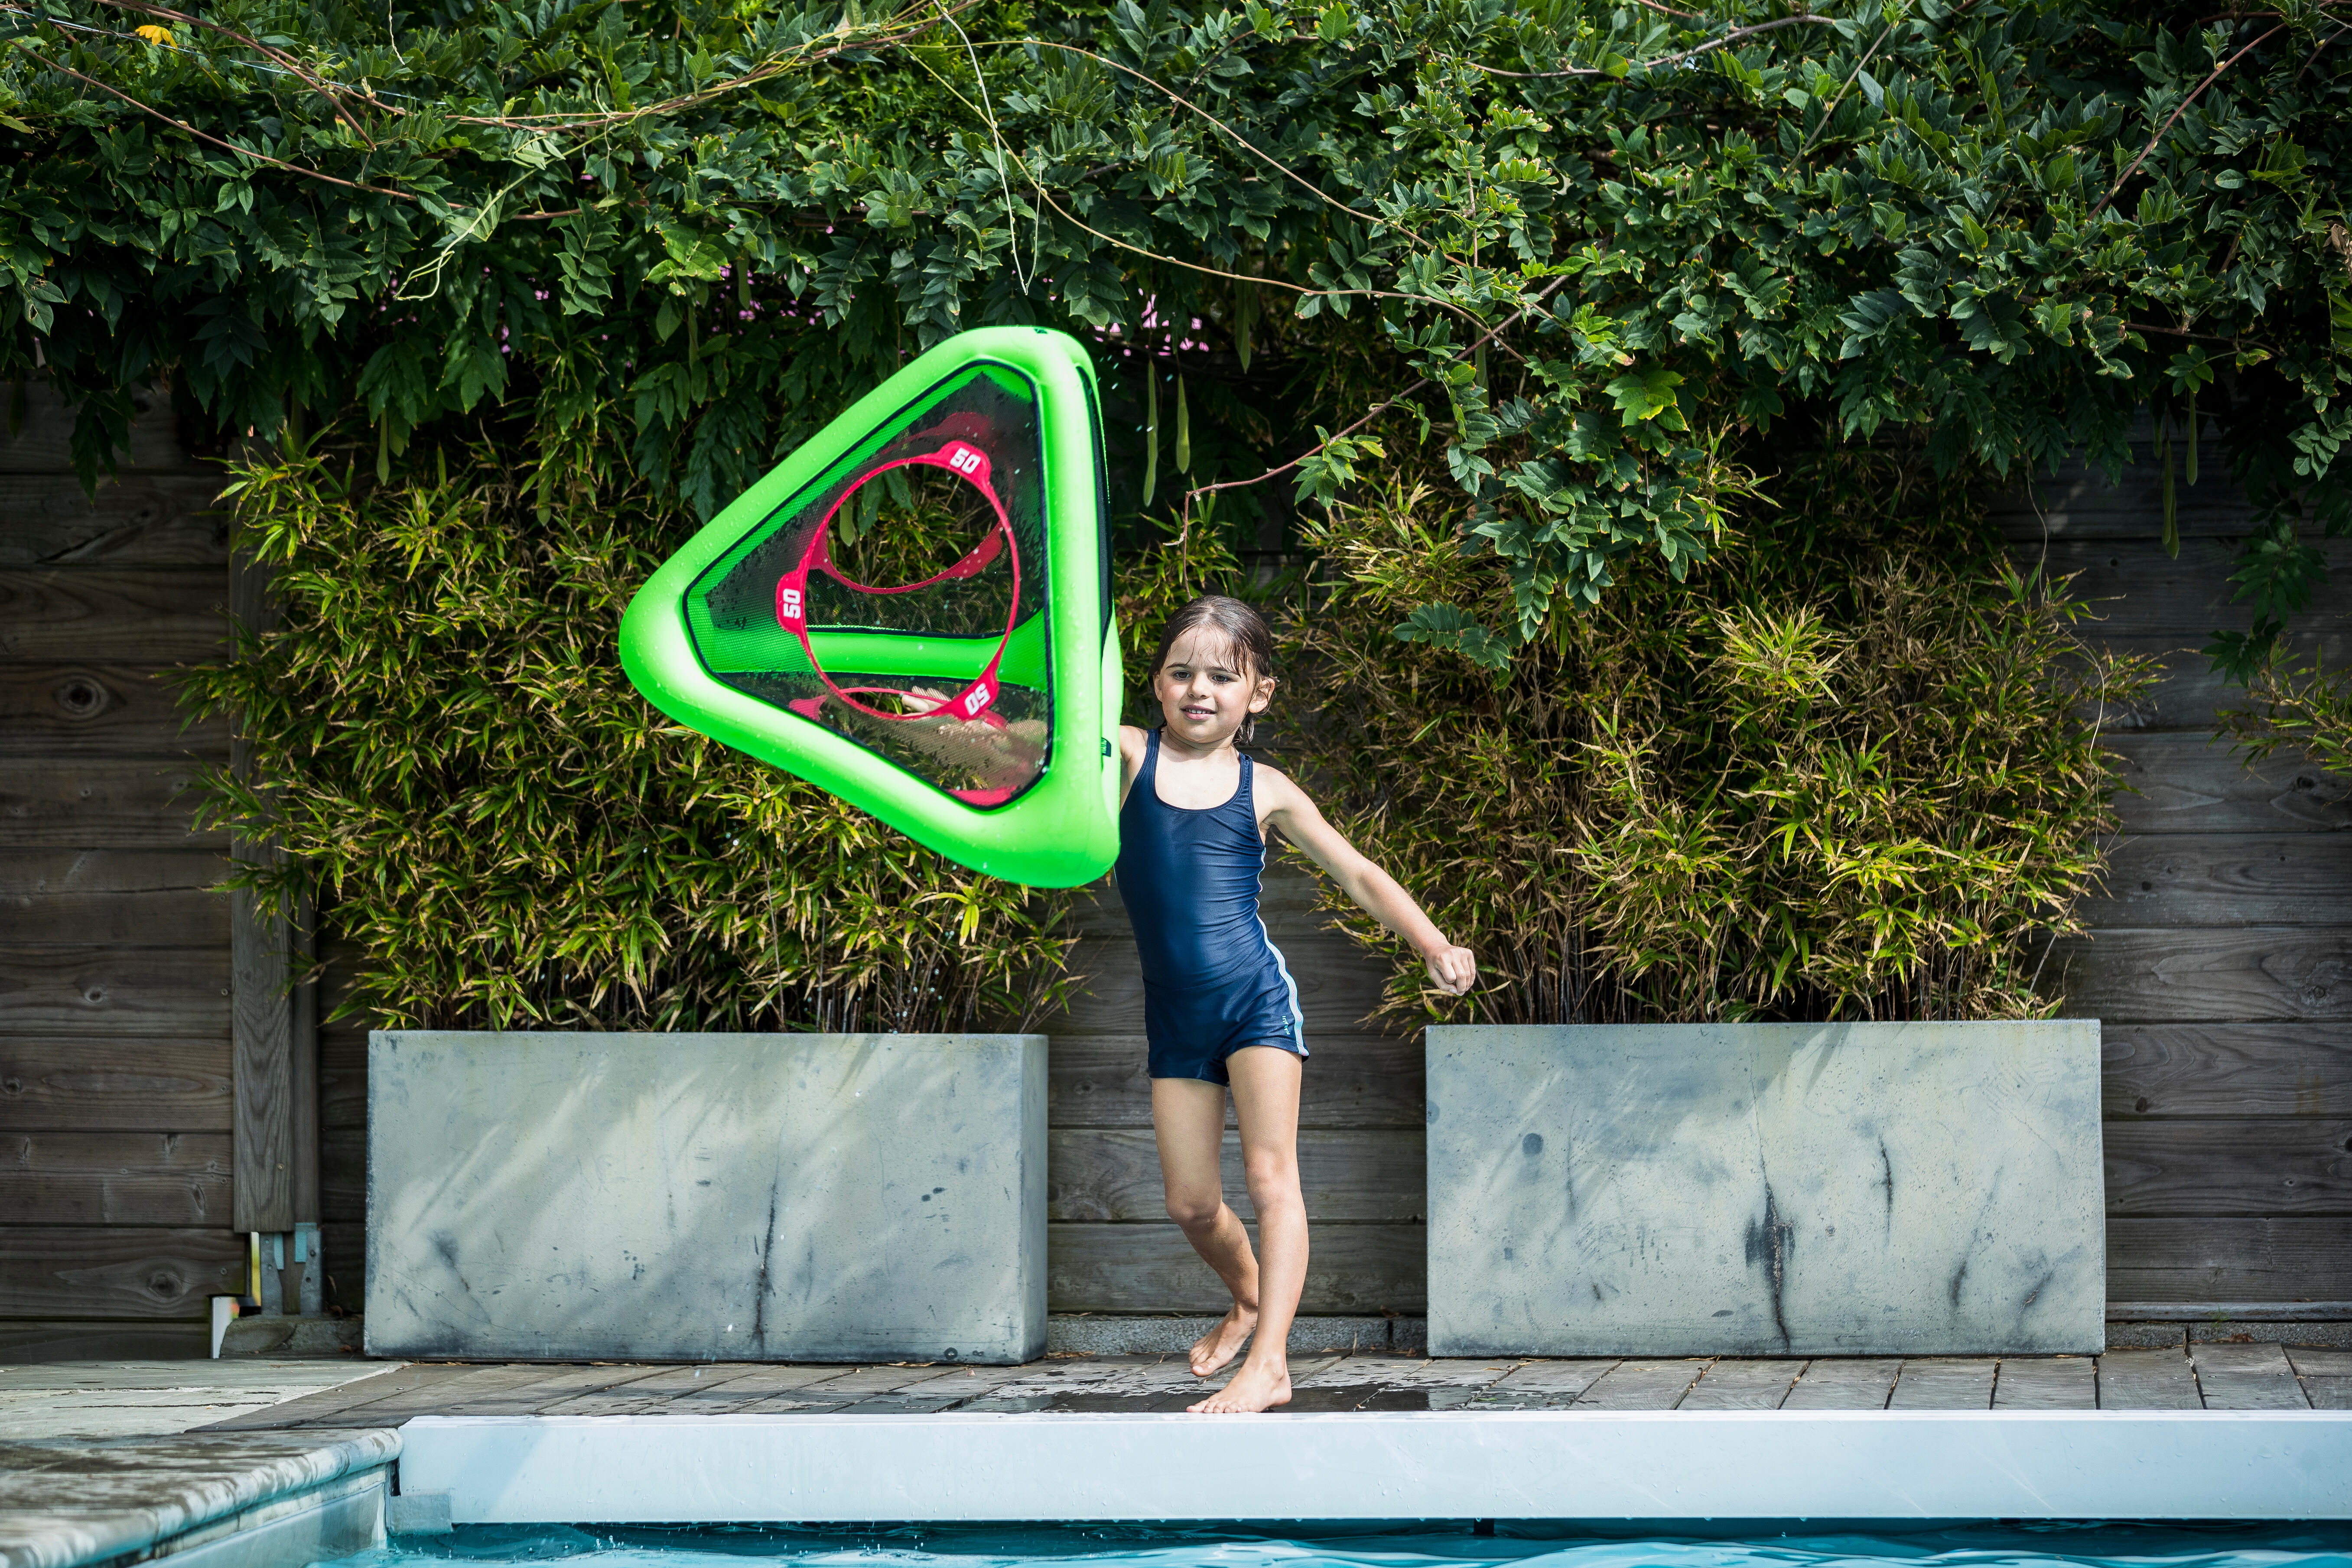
xmin=320 ymin=1519 xmax=2352 ymax=1568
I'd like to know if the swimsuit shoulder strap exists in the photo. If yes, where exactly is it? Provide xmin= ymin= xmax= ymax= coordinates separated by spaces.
xmin=1138 ymin=726 xmax=1162 ymax=799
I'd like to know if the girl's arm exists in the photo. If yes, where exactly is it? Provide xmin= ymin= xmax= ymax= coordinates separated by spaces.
xmin=1116 ymin=724 xmax=1151 ymax=808
xmin=1255 ymin=764 xmax=1477 ymax=996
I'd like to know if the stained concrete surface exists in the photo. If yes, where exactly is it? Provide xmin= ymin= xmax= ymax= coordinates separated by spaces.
xmin=0 ymin=1427 xmax=395 ymax=1568
xmin=368 ymin=1031 xmax=1048 ymax=1363
xmin=0 ymin=1363 xmax=401 ymax=1440
xmin=1427 ymin=1022 xmax=2106 ymax=1356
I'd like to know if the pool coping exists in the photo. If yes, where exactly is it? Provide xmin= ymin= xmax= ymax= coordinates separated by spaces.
xmin=398 ymin=1409 xmax=2352 ymax=1524
xmin=0 ymin=1428 xmax=397 ymax=1568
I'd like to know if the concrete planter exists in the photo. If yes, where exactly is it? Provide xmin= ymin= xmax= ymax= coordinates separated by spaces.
xmin=1427 ymin=1021 xmax=2104 ymax=1357
xmin=366 ymin=1031 xmax=1046 ymax=1363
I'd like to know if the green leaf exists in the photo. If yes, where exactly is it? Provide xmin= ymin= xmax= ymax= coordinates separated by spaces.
xmin=1605 ymin=368 xmax=1685 ymax=427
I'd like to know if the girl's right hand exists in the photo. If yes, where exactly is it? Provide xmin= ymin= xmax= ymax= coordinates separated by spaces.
xmin=1423 ymin=943 xmax=1477 ymax=996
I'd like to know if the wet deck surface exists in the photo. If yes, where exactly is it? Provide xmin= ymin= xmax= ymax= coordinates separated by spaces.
xmin=3 ymin=1352 xmax=2347 ymax=1566
xmin=148 ymin=1344 xmax=2352 ymax=1428
xmin=1 ymin=1346 xmax=2344 ymax=1442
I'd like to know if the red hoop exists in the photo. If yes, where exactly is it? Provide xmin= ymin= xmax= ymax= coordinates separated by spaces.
xmin=773 ymin=437 xmax=1021 ymax=725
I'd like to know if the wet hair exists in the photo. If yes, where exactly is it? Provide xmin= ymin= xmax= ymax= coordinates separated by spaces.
xmin=1150 ymin=595 xmax=1277 ymax=744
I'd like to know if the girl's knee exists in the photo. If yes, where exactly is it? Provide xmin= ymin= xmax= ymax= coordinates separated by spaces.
xmin=1164 ymin=1189 xmax=1225 ymax=1229
xmin=1241 ymin=1152 xmax=1300 ymax=1207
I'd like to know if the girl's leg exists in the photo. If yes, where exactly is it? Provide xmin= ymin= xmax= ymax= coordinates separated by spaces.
xmin=1188 ymin=1045 xmax=1305 ymax=1415
xmin=1151 ymin=1076 xmax=1260 ymax=1376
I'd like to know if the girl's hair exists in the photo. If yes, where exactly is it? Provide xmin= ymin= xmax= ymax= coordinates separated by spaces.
xmin=1150 ymin=595 xmax=1277 ymax=744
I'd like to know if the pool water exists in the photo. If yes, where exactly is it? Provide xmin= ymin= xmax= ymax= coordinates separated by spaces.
xmin=319 ymin=1522 xmax=2352 ymax=1568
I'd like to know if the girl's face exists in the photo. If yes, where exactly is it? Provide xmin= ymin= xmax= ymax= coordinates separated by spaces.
xmin=1153 ymin=625 xmax=1274 ymax=748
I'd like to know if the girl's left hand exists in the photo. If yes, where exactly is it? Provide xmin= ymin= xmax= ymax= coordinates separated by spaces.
xmin=1423 ymin=943 xmax=1477 ymax=996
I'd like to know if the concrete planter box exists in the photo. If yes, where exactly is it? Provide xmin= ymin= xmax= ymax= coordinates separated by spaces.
xmin=366 ymin=1031 xmax=1046 ymax=1363
xmin=1427 ymin=1021 xmax=2104 ymax=1357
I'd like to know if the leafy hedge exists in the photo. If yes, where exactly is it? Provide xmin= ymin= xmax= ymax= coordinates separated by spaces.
xmin=182 ymin=446 xmax=1080 ymax=1031
xmin=10 ymin=0 xmax=2343 ymax=1022
xmin=1278 ymin=448 xmax=2155 ymax=1024
xmin=6 ymin=0 xmax=2347 ymax=666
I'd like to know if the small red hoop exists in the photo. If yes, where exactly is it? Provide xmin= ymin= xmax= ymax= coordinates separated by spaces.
xmin=773 ymin=437 xmax=1022 ymax=725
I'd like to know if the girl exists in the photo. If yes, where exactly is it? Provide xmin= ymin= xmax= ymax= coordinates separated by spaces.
xmin=1117 ymin=595 xmax=1476 ymax=1415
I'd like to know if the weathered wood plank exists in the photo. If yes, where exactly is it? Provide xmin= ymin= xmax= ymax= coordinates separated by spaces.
xmin=2102 ymin=734 xmax=2352 ymax=835
xmin=0 ymin=1319 xmax=211 ymax=1360
xmin=2049 ymin=927 xmax=2352 ymax=1023
xmin=0 ymin=1038 xmax=233 ymax=1131
xmin=2084 ymin=834 xmax=2352 ymax=927
xmin=1047 ymin=1128 xmax=1422 ymax=1223
xmin=2069 ymin=634 xmax=2352 ymax=736
xmin=2190 ymin=1342 xmax=2309 ymax=1409
xmin=2097 ymin=1349 xmax=2202 ymax=1408
xmin=1049 ymin=1033 xmax=1422 ymax=1129
xmin=321 ymin=1220 xmax=362 ymax=1311
xmin=0 ymin=664 xmax=228 ymax=757
xmin=2305 ymin=1377 xmax=2352 ymax=1409
xmin=2029 ymin=537 xmax=2352 ymax=636
xmin=2104 ymin=1119 xmax=2352 ymax=1217
xmin=0 ymin=571 xmax=225 ymax=663
xmin=0 ymin=383 xmax=200 ymax=475
xmin=0 ymin=851 xmax=227 ymax=945
xmin=1887 ymin=1357 xmax=1997 ymax=1409
xmin=228 ymin=545 xmax=309 ymax=1236
xmin=1487 ymin=1360 xmax=1618 ymax=1397
xmin=319 ymin=1026 xmax=367 ymax=1129
xmin=320 ymin=1128 xmax=363 ymax=1223
xmin=534 ymin=1363 xmax=793 ymax=1415
xmin=1046 ymin=1222 xmax=1423 ymax=1314
xmin=231 ymin=867 xmax=297 ymax=1233
xmin=1678 ymin=1358 xmax=1801 ymax=1410
xmin=0 ymin=947 xmax=231 ymax=1036
xmin=640 ymin=1365 xmax=862 ymax=1413
xmin=1992 ymin=1356 xmax=2097 ymax=1408
xmin=1987 ymin=423 xmax=2258 ymax=543
xmin=1048 ymin=934 xmax=1394 ymax=1036
xmin=760 ymin=1365 xmax=963 ymax=1398
xmin=2104 ymin=1024 xmax=2352 ymax=1118
xmin=396 ymin=1365 xmax=686 ymax=1418
xmin=1780 ymin=1358 xmax=1900 ymax=1409
xmin=2115 ymin=1349 xmax=2223 ymax=1408
xmin=0 ymin=1132 xmax=232 ymax=1225
xmin=0 ymin=1225 xmax=242 ymax=1318
xmin=2110 ymin=1218 xmax=2352 ymax=1302
xmin=197 ymin=1364 xmax=491 ymax=1429
xmin=0 ymin=475 xmax=231 ymax=567
xmin=729 ymin=1366 xmax=982 ymax=1413
xmin=0 ymin=759 xmax=223 ymax=847
xmin=306 ymin=1365 xmax=579 ymax=1421
xmin=1386 ymin=1358 xmax=1519 ymax=1388
xmin=1572 ymin=1360 xmax=1705 ymax=1409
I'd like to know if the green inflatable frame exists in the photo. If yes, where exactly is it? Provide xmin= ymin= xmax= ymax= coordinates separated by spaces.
xmin=618 ymin=327 xmax=1122 ymax=888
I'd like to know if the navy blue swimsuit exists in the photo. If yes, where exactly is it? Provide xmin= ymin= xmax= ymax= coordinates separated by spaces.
xmin=1114 ymin=729 xmax=1307 ymax=1084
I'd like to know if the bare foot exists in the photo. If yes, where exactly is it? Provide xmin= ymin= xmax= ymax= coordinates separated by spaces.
xmin=1190 ymin=1304 xmax=1258 ymax=1377
xmin=1187 ymin=1357 xmax=1291 ymax=1414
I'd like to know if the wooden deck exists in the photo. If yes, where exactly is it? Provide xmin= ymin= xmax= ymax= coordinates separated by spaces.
xmin=7 ymin=1353 xmax=2348 ymax=1548
xmin=183 ymin=1346 xmax=2352 ymax=1430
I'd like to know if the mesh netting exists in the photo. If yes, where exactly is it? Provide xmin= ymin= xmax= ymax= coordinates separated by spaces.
xmin=683 ymin=365 xmax=1052 ymax=806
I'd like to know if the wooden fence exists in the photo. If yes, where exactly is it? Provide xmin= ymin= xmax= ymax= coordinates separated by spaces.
xmin=1988 ymin=432 xmax=2352 ymax=1314
xmin=0 ymin=388 xmax=243 ymax=1357
xmin=4 ymin=391 xmax=2347 ymax=1352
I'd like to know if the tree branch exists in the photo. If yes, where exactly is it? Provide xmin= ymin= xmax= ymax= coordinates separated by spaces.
xmin=1183 ymin=274 xmax=1575 ymax=503
xmin=1442 ymin=14 xmax=1838 ymax=79
xmin=13 ymin=41 xmax=418 ymax=199
xmin=2091 ymin=23 xmax=2288 ymax=217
